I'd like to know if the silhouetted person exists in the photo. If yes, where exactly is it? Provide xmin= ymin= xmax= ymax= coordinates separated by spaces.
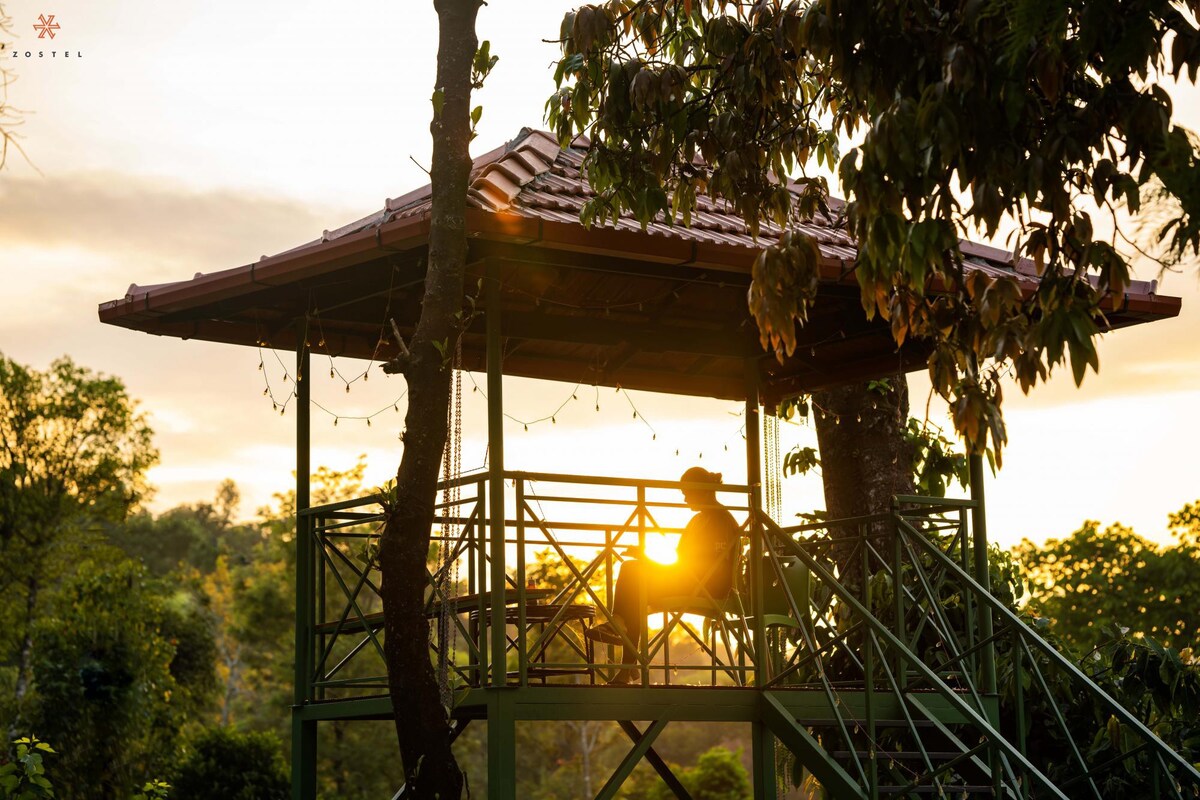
xmin=588 ymin=467 xmax=740 ymax=684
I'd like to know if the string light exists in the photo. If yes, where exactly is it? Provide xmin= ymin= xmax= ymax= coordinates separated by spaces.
xmin=261 ymin=338 xmax=747 ymax=457
xmin=257 ymin=347 xmax=407 ymax=426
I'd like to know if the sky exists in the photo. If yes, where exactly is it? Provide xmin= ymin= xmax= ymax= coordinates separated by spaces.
xmin=1 ymin=0 xmax=1197 ymax=549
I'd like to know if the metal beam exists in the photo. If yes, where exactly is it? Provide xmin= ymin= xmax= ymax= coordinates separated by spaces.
xmin=596 ymin=718 xmax=670 ymax=800
xmin=486 ymin=272 xmax=506 ymax=687
xmin=487 ymin=690 xmax=516 ymax=800
xmin=969 ymin=454 xmax=997 ymax=695
xmin=759 ymin=692 xmax=867 ymax=800
xmin=471 ymin=309 xmax=756 ymax=359
xmin=291 ymin=336 xmax=317 ymax=800
xmin=617 ymin=721 xmax=695 ymax=800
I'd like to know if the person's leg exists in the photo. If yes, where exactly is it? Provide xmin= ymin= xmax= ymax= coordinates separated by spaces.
xmin=607 ymin=559 xmax=651 ymax=680
xmin=611 ymin=558 xmax=645 ymax=634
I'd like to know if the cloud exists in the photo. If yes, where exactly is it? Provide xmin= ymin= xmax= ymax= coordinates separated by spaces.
xmin=0 ymin=170 xmax=352 ymax=277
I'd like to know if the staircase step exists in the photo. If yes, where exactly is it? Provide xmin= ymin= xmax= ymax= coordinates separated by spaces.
xmin=879 ymin=786 xmax=994 ymax=795
xmin=831 ymin=750 xmax=964 ymax=761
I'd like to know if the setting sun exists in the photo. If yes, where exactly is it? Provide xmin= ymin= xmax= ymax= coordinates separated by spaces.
xmin=642 ymin=533 xmax=680 ymax=565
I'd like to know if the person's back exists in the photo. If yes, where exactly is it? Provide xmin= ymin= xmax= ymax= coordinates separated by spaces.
xmin=677 ymin=505 xmax=739 ymax=597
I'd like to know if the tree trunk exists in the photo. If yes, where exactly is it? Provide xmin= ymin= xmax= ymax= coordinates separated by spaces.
xmin=378 ymin=1 xmax=478 ymax=797
xmin=811 ymin=374 xmax=915 ymax=578
xmin=8 ymin=574 xmax=37 ymax=739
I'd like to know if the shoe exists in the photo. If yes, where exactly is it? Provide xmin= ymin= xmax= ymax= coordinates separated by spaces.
xmin=586 ymin=619 xmax=627 ymax=645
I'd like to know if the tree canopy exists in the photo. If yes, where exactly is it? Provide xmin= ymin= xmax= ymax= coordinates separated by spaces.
xmin=0 ymin=354 xmax=156 ymax=546
xmin=548 ymin=0 xmax=1200 ymax=460
xmin=1017 ymin=502 xmax=1200 ymax=653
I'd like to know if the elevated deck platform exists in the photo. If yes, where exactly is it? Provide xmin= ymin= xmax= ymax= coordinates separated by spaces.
xmin=292 ymin=471 xmax=1200 ymax=799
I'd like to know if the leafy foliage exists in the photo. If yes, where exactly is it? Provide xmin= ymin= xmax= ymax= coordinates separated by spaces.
xmin=622 ymin=746 xmax=751 ymax=800
xmin=112 ymin=481 xmax=259 ymax=577
xmin=0 ymin=737 xmax=55 ymax=800
xmin=549 ymin=0 xmax=1200 ymax=461
xmin=0 ymin=353 xmax=159 ymax=732
xmin=1016 ymin=504 xmax=1200 ymax=653
xmin=26 ymin=557 xmax=211 ymax=799
xmin=172 ymin=727 xmax=288 ymax=800
xmin=0 ymin=354 xmax=157 ymax=545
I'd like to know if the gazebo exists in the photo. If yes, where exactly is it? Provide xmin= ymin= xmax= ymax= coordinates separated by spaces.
xmin=100 ymin=128 xmax=1193 ymax=800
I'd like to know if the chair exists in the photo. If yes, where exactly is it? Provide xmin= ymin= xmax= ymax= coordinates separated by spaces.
xmin=746 ymin=555 xmax=812 ymax=681
xmin=649 ymin=542 xmax=751 ymax=685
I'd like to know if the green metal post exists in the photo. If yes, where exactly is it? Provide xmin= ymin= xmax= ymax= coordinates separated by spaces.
xmin=486 ymin=273 xmax=506 ymax=688
xmin=1013 ymin=629 xmax=1029 ymax=799
xmin=745 ymin=364 xmax=774 ymax=798
xmin=969 ymin=452 xmax=1000 ymax=797
xmin=744 ymin=364 xmax=765 ymax=683
xmin=637 ymin=485 xmax=650 ymax=686
xmin=752 ymin=721 xmax=777 ymax=800
xmin=969 ymin=454 xmax=997 ymax=695
xmin=516 ymin=479 xmax=527 ymax=687
xmin=863 ymin=534 xmax=878 ymax=800
xmin=487 ymin=690 xmax=516 ymax=800
xmin=891 ymin=508 xmax=907 ymax=688
xmin=291 ymin=341 xmax=317 ymax=800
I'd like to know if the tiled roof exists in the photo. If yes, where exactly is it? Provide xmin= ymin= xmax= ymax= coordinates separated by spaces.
xmin=98 ymin=127 xmax=1180 ymax=400
xmin=264 ymin=127 xmax=1159 ymax=299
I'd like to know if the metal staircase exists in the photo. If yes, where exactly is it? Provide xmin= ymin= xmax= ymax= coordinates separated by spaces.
xmin=755 ymin=502 xmax=1200 ymax=799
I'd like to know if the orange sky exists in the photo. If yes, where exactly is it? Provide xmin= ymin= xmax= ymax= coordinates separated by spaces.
xmin=1 ymin=0 xmax=1197 ymax=548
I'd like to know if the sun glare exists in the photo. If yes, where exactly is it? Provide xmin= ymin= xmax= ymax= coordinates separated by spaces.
xmin=643 ymin=533 xmax=679 ymax=564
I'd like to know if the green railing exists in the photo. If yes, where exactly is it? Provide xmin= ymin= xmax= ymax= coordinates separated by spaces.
xmin=293 ymin=474 xmax=1200 ymax=798
xmin=296 ymin=471 xmax=763 ymax=699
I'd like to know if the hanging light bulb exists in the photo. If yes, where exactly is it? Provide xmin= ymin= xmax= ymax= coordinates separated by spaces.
xmin=334 ymin=417 xmax=339 ymax=427
xmin=330 ymin=368 xmax=335 ymax=379
xmin=345 ymin=384 xmax=350 ymax=393
xmin=258 ymin=361 xmax=264 ymax=371
xmin=263 ymin=388 xmax=269 ymax=396
xmin=524 ymin=424 xmax=529 ymax=432
xmin=551 ymin=416 xmax=556 ymax=424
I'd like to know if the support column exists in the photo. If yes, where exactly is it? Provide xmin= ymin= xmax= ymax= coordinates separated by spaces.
xmin=752 ymin=719 xmax=778 ymax=800
xmin=746 ymin=361 xmax=776 ymax=799
xmin=291 ymin=339 xmax=317 ymax=800
xmin=487 ymin=689 xmax=516 ymax=800
xmin=969 ymin=453 xmax=997 ymax=696
xmin=485 ymin=273 xmax=506 ymax=688
xmin=745 ymin=363 xmax=766 ymax=682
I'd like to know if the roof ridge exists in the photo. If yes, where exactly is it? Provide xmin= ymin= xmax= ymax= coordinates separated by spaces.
xmin=468 ymin=129 xmax=563 ymax=211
